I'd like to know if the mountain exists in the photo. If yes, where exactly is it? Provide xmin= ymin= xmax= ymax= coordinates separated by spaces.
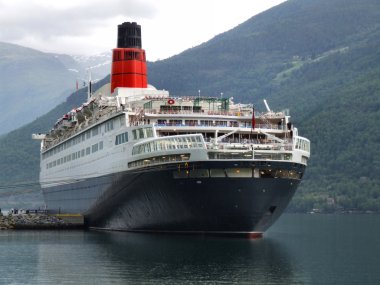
xmin=0 ymin=78 xmax=106 ymax=209
xmin=0 ymin=43 xmax=111 ymax=135
xmin=0 ymin=42 xmax=75 ymax=134
xmin=70 ymin=52 xmax=112 ymax=80
xmin=1 ymin=0 xmax=379 ymax=212
xmin=147 ymin=0 xmax=380 ymax=212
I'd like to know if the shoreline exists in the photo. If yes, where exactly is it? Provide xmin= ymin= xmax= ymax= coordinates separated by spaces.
xmin=0 ymin=213 xmax=84 ymax=230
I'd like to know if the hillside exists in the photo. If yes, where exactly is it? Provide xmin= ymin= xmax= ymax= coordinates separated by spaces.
xmin=0 ymin=78 xmax=108 ymax=209
xmin=1 ymin=0 xmax=379 ymax=212
xmin=147 ymin=0 xmax=380 ymax=212
xmin=0 ymin=43 xmax=111 ymax=135
xmin=0 ymin=42 xmax=78 ymax=134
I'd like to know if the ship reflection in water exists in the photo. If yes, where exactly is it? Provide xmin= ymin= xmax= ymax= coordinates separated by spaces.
xmin=2 ymin=214 xmax=380 ymax=284
xmin=34 ymin=231 xmax=297 ymax=284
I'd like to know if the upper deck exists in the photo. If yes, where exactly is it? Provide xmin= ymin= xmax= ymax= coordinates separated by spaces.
xmin=35 ymin=84 xmax=310 ymax=170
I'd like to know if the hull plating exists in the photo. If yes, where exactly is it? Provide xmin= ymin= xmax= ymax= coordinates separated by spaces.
xmin=42 ymin=161 xmax=305 ymax=234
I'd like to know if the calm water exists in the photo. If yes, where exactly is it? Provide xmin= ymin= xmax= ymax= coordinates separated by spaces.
xmin=0 ymin=214 xmax=379 ymax=284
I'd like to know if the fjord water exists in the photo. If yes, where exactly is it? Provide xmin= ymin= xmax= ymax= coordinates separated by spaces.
xmin=0 ymin=214 xmax=379 ymax=284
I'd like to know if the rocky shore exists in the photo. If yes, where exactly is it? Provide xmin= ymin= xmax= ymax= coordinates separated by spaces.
xmin=0 ymin=212 xmax=84 ymax=230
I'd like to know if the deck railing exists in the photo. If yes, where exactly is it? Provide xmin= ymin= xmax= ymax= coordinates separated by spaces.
xmin=155 ymin=123 xmax=285 ymax=130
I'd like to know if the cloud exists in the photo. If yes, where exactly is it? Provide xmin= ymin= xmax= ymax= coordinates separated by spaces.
xmin=0 ymin=0 xmax=156 ymax=52
xmin=0 ymin=0 xmax=287 ymax=59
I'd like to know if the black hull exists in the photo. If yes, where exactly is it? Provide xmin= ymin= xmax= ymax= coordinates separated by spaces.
xmin=42 ymin=161 xmax=305 ymax=235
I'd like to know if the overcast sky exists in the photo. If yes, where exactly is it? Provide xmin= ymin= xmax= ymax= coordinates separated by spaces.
xmin=0 ymin=0 xmax=286 ymax=61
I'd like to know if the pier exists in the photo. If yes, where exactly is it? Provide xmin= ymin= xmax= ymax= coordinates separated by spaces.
xmin=0 ymin=211 xmax=84 ymax=230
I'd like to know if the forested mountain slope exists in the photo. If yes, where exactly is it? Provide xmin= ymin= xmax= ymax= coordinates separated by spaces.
xmin=147 ymin=0 xmax=380 ymax=212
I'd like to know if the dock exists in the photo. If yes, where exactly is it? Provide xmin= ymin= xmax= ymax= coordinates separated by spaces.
xmin=0 ymin=212 xmax=84 ymax=230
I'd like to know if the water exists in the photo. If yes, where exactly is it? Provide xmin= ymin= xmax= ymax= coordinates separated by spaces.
xmin=0 ymin=214 xmax=379 ymax=284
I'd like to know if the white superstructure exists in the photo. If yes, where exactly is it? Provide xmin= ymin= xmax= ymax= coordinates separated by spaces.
xmin=35 ymin=83 xmax=310 ymax=188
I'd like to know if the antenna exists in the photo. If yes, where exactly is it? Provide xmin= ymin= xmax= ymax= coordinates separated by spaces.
xmin=263 ymin=99 xmax=271 ymax=112
xmin=85 ymin=68 xmax=100 ymax=100
xmin=88 ymin=69 xmax=92 ymax=100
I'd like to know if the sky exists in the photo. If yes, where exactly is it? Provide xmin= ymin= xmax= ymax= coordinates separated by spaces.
xmin=0 ymin=0 xmax=286 ymax=61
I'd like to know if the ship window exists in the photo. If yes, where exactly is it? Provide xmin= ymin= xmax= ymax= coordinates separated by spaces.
xmin=138 ymin=128 xmax=144 ymax=138
xmin=116 ymin=132 xmax=129 ymax=145
xmin=92 ymin=143 xmax=99 ymax=153
xmin=215 ymin=121 xmax=228 ymax=126
xmin=168 ymin=119 xmax=182 ymax=126
xmin=132 ymin=130 xmax=137 ymax=140
xmin=274 ymin=169 xmax=288 ymax=178
xmin=185 ymin=120 xmax=197 ymax=126
xmin=86 ymin=147 xmax=91 ymax=155
xmin=92 ymin=126 xmax=99 ymax=136
xmin=105 ymin=121 xmax=114 ymax=132
xmin=210 ymin=169 xmax=226 ymax=177
xmin=225 ymin=168 xmax=252 ymax=178
xmin=229 ymin=121 xmax=239 ymax=127
xmin=99 ymin=141 xmax=104 ymax=150
xmin=81 ymin=149 xmax=85 ymax=157
xmin=189 ymin=169 xmax=209 ymax=178
xmin=288 ymin=170 xmax=300 ymax=179
xmin=193 ymin=106 xmax=202 ymax=113
xmin=86 ymin=131 xmax=91 ymax=139
xmin=260 ymin=169 xmax=274 ymax=178
xmin=145 ymin=127 xmax=154 ymax=138
xmin=173 ymin=170 xmax=189 ymax=179
xmin=120 ymin=116 xmax=126 ymax=126
xmin=129 ymin=154 xmax=191 ymax=168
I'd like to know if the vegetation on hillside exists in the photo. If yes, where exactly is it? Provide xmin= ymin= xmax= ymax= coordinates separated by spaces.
xmin=147 ymin=0 xmax=380 ymax=213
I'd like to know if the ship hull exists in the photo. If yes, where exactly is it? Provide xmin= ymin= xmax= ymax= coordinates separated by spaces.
xmin=42 ymin=161 xmax=305 ymax=235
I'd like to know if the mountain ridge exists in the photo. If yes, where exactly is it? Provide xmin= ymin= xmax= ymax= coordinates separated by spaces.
xmin=0 ymin=42 xmax=112 ymax=135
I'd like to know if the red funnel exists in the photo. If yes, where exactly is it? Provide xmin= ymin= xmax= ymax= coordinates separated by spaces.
xmin=111 ymin=22 xmax=147 ymax=92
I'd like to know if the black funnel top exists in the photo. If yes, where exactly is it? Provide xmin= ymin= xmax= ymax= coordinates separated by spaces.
xmin=117 ymin=22 xmax=142 ymax=48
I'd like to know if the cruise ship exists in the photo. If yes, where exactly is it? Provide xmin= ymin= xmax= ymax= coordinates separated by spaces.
xmin=34 ymin=22 xmax=310 ymax=237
